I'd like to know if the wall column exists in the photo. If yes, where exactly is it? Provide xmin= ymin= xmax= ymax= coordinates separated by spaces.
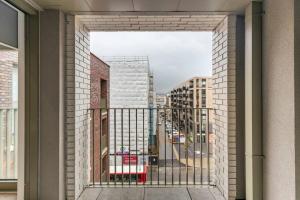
xmin=245 ymin=2 xmax=262 ymax=200
xmin=40 ymin=10 xmax=65 ymax=200
xmin=65 ymin=15 xmax=91 ymax=199
xmin=213 ymin=15 xmax=245 ymax=200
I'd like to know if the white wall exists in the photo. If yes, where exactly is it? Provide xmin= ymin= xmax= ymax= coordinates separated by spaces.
xmin=107 ymin=58 xmax=150 ymax=155
xmin=263 ymin=0 xmax=296 ymax=199
xmin=65 ymin=15 xmax=90 ymax=199
xmin=213 ymin=15 xmax=244 ymax=200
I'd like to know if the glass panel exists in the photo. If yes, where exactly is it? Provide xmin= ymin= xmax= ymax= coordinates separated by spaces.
xmin=0 ymin=46 xmax=18 ymax=179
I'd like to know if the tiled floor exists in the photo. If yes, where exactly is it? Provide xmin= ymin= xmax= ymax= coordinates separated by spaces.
xmin=0 ymin=187 xmax=225 ymax=200
xmin=78 ymin=187 xmax=225 ymax=200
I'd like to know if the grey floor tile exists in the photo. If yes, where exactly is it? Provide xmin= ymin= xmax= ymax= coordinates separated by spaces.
xmin=144 ymin=188 xmax=190 ymax=200
xmin=98 ymin=188 xmax=144 ymax=200
xmin=187 ymin=187 xmax=215 ymax=200
xmin=78 ymin=188 xmax=102 ymax=200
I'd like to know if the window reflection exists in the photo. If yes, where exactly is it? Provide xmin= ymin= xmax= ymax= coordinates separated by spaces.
xmin=0 ymin=47 xmax=18 ymax=179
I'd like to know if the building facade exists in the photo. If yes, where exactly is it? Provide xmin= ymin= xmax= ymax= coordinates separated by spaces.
xmin=171 ymin=77 xmax=213 ymax=142
xmin=156 ymin=94 xmax=166 ymax=108
xmin=90 ymin=53 xmax=110 ymax=182
xmin=106 ymin=57 xmax=151 ymax=156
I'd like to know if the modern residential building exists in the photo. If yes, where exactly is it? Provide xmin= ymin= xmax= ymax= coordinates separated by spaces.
xmin=1 ymin=1 xmax=299 ymax=200
xmin=171 ymin=77 xmax=213 ymax=142
xmin=165 ymin=93 xmax=172 ymax=108
xmin=156 ymin=94 xmax=166 ymax=108
xmin=90 ymin=53 xmax=110 ymax=182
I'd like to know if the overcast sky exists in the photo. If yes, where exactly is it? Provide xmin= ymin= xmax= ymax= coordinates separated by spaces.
xmin=90 ymin=32 xmax=212 ymax=93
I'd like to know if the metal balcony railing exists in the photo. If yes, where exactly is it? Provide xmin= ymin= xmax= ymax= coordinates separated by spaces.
xmin=0 ymin=108 xmax=18 ymax=180
xmin=88 ymin=108 xmax=214 ymax=187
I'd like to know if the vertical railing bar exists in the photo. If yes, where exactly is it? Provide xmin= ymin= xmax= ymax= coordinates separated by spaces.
xmin=150 ymin=108 xmax=153 ymax=185
xmin=171 ymin=108 xmax=174 ymax=185
xmin=92 ymin=109 xmax=95 ymax=186
xmin=114 ymin=109 xmax=117 ymax=185
xmin=121 ymin=109 xmax=124 ymax=185
xmin=136 ymin=108 xmax=138 ymax=185
xmin=179 ymin=108 xmax=181 ymax=185
xmin=15 ymin=109 xmax=18 ymax=178
xmin=200 ymin=108 xmax=203 ymax=185
xmin=164 ymin=108 xmax=167 ymax=185
xmin=142 ymin=109 xmax=145 ymax=185
xmin=157 ymin=108 xmax=160 ymax=185
xmin=106 ymin=108 xmax=110 ymax=186
xmin=99 ymin=109 xmax=102 ymax=185
xmin=193 ymin=108 xmax=196 ymax=185
xmin=207 ymin=108 xmax=210 ymax=185
xmin=6 ymin=110 xmax=9 ymax=178
xmin=129 ymin=108 xmax=131 ymax=185
xmin=0 ymin=110 xmax=2 ymax=178
xmin=185 ymin=107 xmax=188 ymax=185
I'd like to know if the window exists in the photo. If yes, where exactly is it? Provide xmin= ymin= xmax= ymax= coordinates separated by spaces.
xmin=0 ymin=3 xmax=24 ymax=182
xmin=0 ymin=50 xmax=19 ymax=180
xmin=102 ymin=154 xmax=108 ymax=174
xmin=102 ymin=118 xmax=107 ymax=136
xmin=100 ymin=79 xmax=107 ymax=98
xmin=201 ymin=79 xmax=206 ymax=87
xmin=100 ymin=79 xmax=107 ymax=108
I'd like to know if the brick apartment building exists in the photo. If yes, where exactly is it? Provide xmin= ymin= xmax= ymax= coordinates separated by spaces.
xmin=90 ymin=53 xmax=110 ymax=182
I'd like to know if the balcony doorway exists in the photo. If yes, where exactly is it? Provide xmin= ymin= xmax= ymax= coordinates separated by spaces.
xmin=88 ymin=31 xmax=214 ymax=187
xmin=66 ymin=14 xmax=244 ymax=200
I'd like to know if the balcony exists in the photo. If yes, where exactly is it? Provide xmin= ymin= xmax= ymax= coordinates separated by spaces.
xmin=82 ymin=107 xmax=221 ymax=199
xmin=87 ymin=108 xmax=214 ymax=186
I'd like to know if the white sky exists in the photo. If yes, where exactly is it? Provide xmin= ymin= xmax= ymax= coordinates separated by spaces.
xmin=90 ymin=32 xmax=212 ymax=93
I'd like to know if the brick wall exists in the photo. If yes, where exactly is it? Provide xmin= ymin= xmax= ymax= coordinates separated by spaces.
xmin=90 ymin=53 xmax=110 ymax=182
xmin=106 ymin=58 xmax=149 ymax=155
xmin=77 ymin=15 xmax=226 ymax=31
xmin=65 ymin=15 xmax=90 ymax=199
xmin=0 ymin=50 xmax=17 ymax=109
xmin=212 ymin=15 xmax=237 ymax=200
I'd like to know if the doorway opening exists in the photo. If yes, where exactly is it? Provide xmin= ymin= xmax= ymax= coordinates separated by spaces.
xmin=89 ymin=31 xmax=214 ymax=187
xmin=65 ymin=14 xmax=243 ymax=200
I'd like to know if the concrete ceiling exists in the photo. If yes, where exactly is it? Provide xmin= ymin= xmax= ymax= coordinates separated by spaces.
xmin=30 ymin=0 xmax=250 ymax=14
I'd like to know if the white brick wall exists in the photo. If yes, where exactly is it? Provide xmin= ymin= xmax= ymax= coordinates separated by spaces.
xmin=65 ymin=14 xmax=90 ymax=200
xmin=77 ymin=15 xmax=225 ymax=31
xmin=105 ymin=57 xmax=149 ymax=155
xmin=212 ymin=16 xmax=237 ymax=200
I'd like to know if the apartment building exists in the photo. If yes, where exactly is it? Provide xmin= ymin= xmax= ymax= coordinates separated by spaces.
xmin=106 ymin=56 xmax=151 ymax=154
xmin=90 ymin=53 xmax=110 ymax=182
xmin=171 ymin=77 xmax=213 ymax=142
xmin=156 ymin=94 xmax=166 ymax=108
xmin=165 ymin=94 xmax=171 ymax=108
